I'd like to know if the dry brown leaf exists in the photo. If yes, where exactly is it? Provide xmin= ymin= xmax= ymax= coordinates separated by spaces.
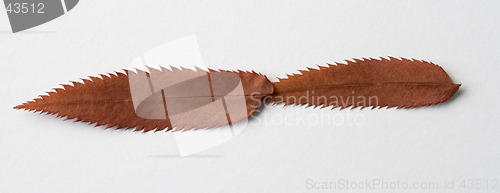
xmin=14 ymin=68 xmax=273 ymax=132
xmin=268 ymin=57 xmax=460 ymax=109
xmin=14 ymin=57 xmax=460 ymax=131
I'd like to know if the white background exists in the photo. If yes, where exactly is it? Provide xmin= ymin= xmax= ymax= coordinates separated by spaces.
xmin=1 ymin=0 xmax=499 ymax=192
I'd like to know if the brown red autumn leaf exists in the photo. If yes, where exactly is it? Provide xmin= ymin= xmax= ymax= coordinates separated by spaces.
xmin=14 ymin=57 xmax=460 ymax=131
xmin=269 ymin=57 xmax=460 ymax=109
